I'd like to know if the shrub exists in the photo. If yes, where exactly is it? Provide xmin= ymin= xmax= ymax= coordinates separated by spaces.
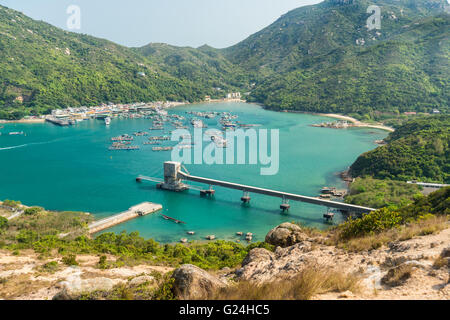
xmin=338 ymin=208 xmax=402 ymax=240
xmin=24 ymin=207 xmax=43 ymax=216
xmin=41 ymin=261 xmax=59 ymax=273
xmin=381 ymin=264 xmax=414 ymax=287
xmin=62 ymin=254 xmax=78 ymax=266
xmin=98 ymin=255 xmax=109 ymax=269
xmin=2 ymin=200 xmax=21 ymax=208
xmin=0 ymin=217 xmax=8 ymax=230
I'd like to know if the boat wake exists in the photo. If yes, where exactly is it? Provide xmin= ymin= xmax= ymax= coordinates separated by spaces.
xmin=0 ymin=139 xmax=62 ymax=151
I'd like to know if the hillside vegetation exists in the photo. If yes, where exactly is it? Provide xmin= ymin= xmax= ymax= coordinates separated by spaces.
xmin=349 ymin=115 xmax=450 ymax=183
xmin=0 ymin=0 xmax=449 ymax=119
xmin=0 ymin=6 xmax=213 ymax=119
xmin=344 ymin=177 xmax=423 ymax=208
xmin=237 ymin=1 xmax=449 ymax=115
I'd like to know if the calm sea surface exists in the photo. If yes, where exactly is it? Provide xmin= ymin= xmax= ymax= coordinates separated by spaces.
xmin=0 ymin=102 xmax=387 ymax=242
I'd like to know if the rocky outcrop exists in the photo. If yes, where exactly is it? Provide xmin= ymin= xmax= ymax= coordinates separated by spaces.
xmin=236 ymin=242 xmax=314 ymax=283
xmin=53 ymin=277 xmax=116 ymax=300
xmin=265 ymin=223 xmax=308 ymax=248
xmin=441 ymin=247 xmax=450 ymax=258
xmin=171 ymin=264 xmax=227 ymax=300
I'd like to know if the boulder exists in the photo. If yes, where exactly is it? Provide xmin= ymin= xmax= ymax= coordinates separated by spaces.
xmin=53 ymin=277 xmax=115 ymax=300
xmin=171 ymin=264 xmax=227 ymax=300
xmin=441 ymin=247 xmax=450 ymax=258
xmin=265 ymin=223 xmax=307 ymax=247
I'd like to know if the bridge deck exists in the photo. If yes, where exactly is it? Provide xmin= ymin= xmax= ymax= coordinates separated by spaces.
xmin=177 ymin=171 xmax=375 ymax=214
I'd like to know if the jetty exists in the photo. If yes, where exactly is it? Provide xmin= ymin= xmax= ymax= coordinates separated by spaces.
xmin=46 ymin=118 xmax=72 ymax=126
xmin=138 ymin=162 xmax=376 ymax=215
xmin=88 ymin=202 xmax=162 ymax=234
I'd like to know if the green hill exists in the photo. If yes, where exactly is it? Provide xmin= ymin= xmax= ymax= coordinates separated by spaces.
xmin=349 ymin=115 xmax=450 ymax=183
xmin=0 ymin=0 xmax=448 ymax=119
xmin=136 ymin=43 xmax=250 ymax=96
xmin=0 ymin=6 xmax=211 ymax=119
xmin=224 ymin=0 xmax=449 ymax=115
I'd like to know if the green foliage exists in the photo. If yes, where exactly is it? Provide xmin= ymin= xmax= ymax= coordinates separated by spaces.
xmin=62 ymin=254 xmax=78 ymax=266
xmin=1 ymin=2 xmax=449 ymax=118
xmin=338 ymin=187 xmax=450 ymax=240
xmin=350 ymin=115 xmax=450 ymax=183
xmin=153 ymin=273 xmax=175 ymax=301
xmin=2 ymin=200 xmax=21 ymax=208
xmin=98 ymin=255 xmax=109 ymax=269
xmin=339 ymin=208 xmax=403 ymax=240
xmin=345 ymin=177 xmax=422 ymax=208
xmin=40 ymin=261 xmax=59 ymax=273
xmin=0 ymin=217 xmax=8 ymax=230
xmin=1 ymin=205 xmax=272 ymax=270
xmin=23 ymin=207 xmax=43 ymax=216
xmin=400 ymin=186 xmax=450 ymax=220
xmin=0 ymin=5 xmax=222 ymax=118
xmin=228 ymin=1 xmax=449 ymax=115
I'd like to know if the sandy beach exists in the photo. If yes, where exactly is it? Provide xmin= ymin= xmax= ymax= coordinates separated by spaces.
xmin=318 ymin=113 xmax=395 ymax=132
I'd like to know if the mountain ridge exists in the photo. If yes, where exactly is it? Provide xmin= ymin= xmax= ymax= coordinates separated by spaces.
xmin=0 ymin=1 xmax=448 ymax=119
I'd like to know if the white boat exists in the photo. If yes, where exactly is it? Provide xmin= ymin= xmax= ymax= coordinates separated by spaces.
xmin=105 ymin=117 xmax=111 ymax=125
xmin=9 ymin=131 xmax=24 ymax=135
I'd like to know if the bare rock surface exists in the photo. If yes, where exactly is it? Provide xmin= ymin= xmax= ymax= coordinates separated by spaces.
xmin=172 ymin=264 xmax=227 ymax=300
xmin=53 ymin=275 xmax=117 ymax=300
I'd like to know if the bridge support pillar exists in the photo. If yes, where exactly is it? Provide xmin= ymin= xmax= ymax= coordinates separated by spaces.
xmin=323 ymin=208 xmax=335 ymax=222
xmin=280 ymin=197 xmax=290 ymax=212
xmin=241 ymin=191 xmax=251 ymax=204
xmin=200 ymin=185 xmax=215 ymax=197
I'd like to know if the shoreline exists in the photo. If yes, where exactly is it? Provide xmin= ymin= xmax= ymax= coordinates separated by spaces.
xmin=1 ymin=102 xmax=394 ymax=133
xmin=0 ymin=118 xmax=45 ymax=124
xmin=317 ymin=113 xmax=395 ymax=132
xmin=277 ymin=110 xmax=395 ymax=132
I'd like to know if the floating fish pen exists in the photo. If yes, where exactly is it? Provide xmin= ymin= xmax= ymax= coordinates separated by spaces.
xmin=109 ymin=145 xmax=140 ymax=151
xmin=111 ymin=134 xmax=134 ymax=142
xmin=134 ymin=131 xmax=149 ymax=136
xmin=144 ymin=141 xmax=161 ymax=145
xmin=191 ymin=118 xmax=207 ymax=128
xmin=152 ymin=146 xmax=173 ymax=151
xmin=238 ymin=124 xmax=261 ymax=127
xmin=149 ymin=136 xmax=170 ymax=141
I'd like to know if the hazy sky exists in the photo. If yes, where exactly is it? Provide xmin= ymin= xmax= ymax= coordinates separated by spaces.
xmin=0 ymin=0 xmax=321 ymax=48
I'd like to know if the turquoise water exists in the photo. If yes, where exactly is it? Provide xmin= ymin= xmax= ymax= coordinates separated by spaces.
xmin=0 ymin=103 xmax=387 ymax=243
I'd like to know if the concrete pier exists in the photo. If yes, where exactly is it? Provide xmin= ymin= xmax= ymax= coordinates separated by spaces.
xmin=88 ymin=202 xmax=162 ymax=234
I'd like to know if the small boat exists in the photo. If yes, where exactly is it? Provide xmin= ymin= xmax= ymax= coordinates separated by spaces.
xmin=9 ymin=131 xmax=24 ymax=135
xmin=105 ymin=117 xmax=111 ymax=125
